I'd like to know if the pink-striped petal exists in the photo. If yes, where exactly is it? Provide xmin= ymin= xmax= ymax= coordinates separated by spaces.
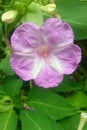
xmin=10 ymin=54 xmax=34 ymax=80
xmin=10 ymin=54 xmax=45 ymax=81
xmin=51 ymin=44 xmax=81 ymax=74
xmin=11 ymin=23 xmax=39 ymax=52
xmin=34 ymin=64 xmax=63 ymax=88
xmin=41 ymin=18 xmax=74 ymax=47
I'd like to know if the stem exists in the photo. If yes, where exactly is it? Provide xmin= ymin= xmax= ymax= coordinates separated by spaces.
xmin=29 ymin=80 xmax=33 ymax=88
xmin=0 ymin=0 xmax=2 ymax=3
xmin=50 ymin=0 xmax=59 ymax=18
xmin=4 ymin=33 xmax=13 ymax=53
xmin=3 ymin=24 xmax=13 ymax=53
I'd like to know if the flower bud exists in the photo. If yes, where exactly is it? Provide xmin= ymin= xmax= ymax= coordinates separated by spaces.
xmin=41 ymin=4 xmax=56 ymax=14
xmin=1 ymin=10 xmax=18 ymax=23
xmin=78 ymin=112 xmax=87 ymax=130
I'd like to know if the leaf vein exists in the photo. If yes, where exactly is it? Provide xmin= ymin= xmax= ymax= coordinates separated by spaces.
xmin=65 ymin=19 xmax=87 ymax=26
xmin=3 ymin=110 xmax=13 ymax=130
xmin=29 ymin=101 xmax=74 ymax=111
xmin=24 ymin=111 xmax=41 ymax=130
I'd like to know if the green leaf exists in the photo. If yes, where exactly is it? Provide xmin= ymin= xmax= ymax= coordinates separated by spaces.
xmin=51 ymin=76 xmax=82 ymax=92
xmin=80 ymin=0 xmax=87 ymax=1
xmin=56 ymin=0 xmax=87 ymax=40
xmin=0 ymin=109 xmax=17 ymax=130
xmin=21 ymin=2 xmax=43 ymax=26
xmin=59 ymin=114 xmax=80 ymax=130
xmin=84 ymin=79 xmax=87 ymax=91
xmin=83 ymin=122 xmax=87 ymax=130
xmin=0 ymin=56 xmax=14 ymax=75
xmin=21 ymin=110 xmax=64 ymax=130
xmin=28 ymin=87 xmax=79 ymax=120
xmin=3 ymin=76 xmax=23 ymax=97
xmin=59 ymin=113 xmax=87 ymax=130
xmin=66 ymin=91 xmax=87 ymax=108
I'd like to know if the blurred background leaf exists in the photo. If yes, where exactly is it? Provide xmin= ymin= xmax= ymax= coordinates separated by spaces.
xmin=3 ymin=76 xmax=23 ymax=97
xmin=0 ymin=56 xmax=14 ymax=75
xmin=66 ymin=91 xmax=87 ymax=108
xmin=51 ymin=76 xmax=83 ymax=93
xmin=59 ymin=113 xmax=87 ymax=130
xmin=55 ymin=0 xmax=87 ymax=40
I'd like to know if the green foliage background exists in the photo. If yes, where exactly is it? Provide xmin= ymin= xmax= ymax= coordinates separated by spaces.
xmin=0 ymin=0 xmax=87 ymax=130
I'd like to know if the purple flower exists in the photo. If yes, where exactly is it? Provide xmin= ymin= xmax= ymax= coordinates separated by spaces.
xmin=10 ymin=18 xmax=81 ymax=88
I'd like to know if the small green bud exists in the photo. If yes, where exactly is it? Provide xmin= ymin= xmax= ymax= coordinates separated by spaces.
xmin=0 ymin=96 xmax=12 ymax=105
xmin=1 ymin=10 xmax=18 ymax=24
xmin=41 ymin=3 xmax=56 ymax=14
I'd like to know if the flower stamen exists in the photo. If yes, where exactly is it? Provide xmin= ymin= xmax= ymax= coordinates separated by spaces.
xmin=38 ymin=45 xmax=49 ymax=55
xmin=38 ymin=45 xmax=52 ymax=64
xmin=43 ymin=53 xmax=51 ymax=64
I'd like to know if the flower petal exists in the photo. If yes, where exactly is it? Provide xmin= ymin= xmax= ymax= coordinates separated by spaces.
xmin=10 ymin=54 xmax=34 ymax=80
xmin=41 ymin=18 xmax=74 ymax=47
xmin=11 ymin=23 xmax=39 ymax=52
xmin=51 ymin=44 xmax=81 ymax=74
xmin=10 ymin=53 xmax=45 ymax=81
xmin=34 ymin=64 xmax=63 ymax=88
